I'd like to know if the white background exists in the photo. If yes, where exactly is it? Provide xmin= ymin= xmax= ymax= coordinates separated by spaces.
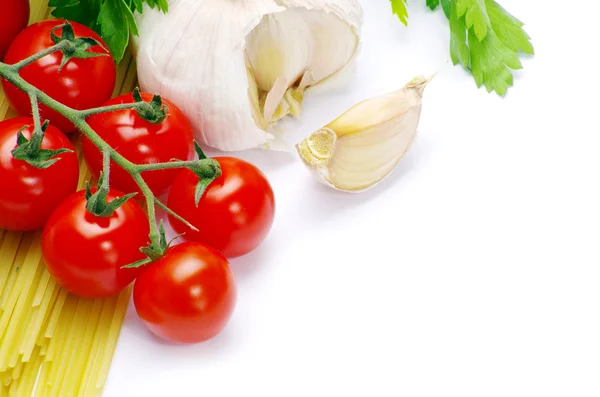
xmin=104 ymin=1 xmax=600 ymax=396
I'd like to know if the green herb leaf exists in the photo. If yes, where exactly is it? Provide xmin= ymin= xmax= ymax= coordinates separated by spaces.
xmin=486 ymin=0 xmax=534 ymax=55
xmin=390 ymin=0 xmax=409 ymax=26
xmin=131 ymin=0 xmax=144 ymax=13
xmin=456 ymin=0 xmax=491 ymax=41
xmin=449 ymin=1 xmax=469 ymax=69
xmin=50 ymin=0 xmax=168 ymax=64
xmin=445 ymin=0 xmax=533 ymax=95
xmin=469 ymin=28 xmax=522 ymax=95
xmin=426 ymin=0 xmax=439 ymax=11
xmin=440 ymin=0 xmax=452 ymax=18
xmin=49 ymin=0 xmax=102 ymax=31
xmin=97 ymin=0 xmax=132 ymax=63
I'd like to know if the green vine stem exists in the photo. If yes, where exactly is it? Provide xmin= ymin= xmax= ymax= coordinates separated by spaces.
xmin=0 ymin=23 xmax=220 ymax=263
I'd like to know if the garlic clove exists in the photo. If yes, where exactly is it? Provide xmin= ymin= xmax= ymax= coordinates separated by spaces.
xmin=300 ymin=8 xmax=360 ymax=88
xmin=296 ymin=76 xmax=431 ymax=192
xmin=263 ymin=76 xmax=289 ymax=122
xmin=246 ymin=11 xmax=312 ymax=94
xmin=246 ymin=6 xmax=361 ymax=126
xmin=133 ymin=0 xmax=362 ymax=152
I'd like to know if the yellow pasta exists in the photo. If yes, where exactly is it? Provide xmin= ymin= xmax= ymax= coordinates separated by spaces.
xmin=0 ymin=1 xmax=141 ymax=394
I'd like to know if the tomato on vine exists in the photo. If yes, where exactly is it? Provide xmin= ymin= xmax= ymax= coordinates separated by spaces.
xmin=2 ymin=20 xmax=116 ymax=132
xmin=167 ymin=157 xmax=275 ymax=258
xmin=42 ymin=189 xmax=150 ymax=299
xmin=133 ymin=242 xmax=237 ymax=344
xmin=0 ymin=117 xmax=78 ymax=231
xmin=82 ymin=92 xmax=196 ymax=196
xmin=0 ymin=0 xmax=30 ymax=60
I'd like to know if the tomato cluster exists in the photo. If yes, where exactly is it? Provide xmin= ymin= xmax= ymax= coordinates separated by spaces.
xmin=0 ymin=16 xmax=275 ymax=344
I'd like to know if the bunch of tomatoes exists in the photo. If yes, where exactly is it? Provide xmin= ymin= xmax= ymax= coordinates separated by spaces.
xmin=0 ymin=5 xmax=275 ymax=344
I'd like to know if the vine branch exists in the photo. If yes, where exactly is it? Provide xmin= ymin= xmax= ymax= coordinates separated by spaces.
xmin=0 ymin=22 xmax=219 ymax=263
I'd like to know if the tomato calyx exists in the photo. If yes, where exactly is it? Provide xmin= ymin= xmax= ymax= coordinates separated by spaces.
xmin=190 ymin=142 xmax=222 ymax=205
xmin=11 ymin=120 xmax=73 ymax=169
xmin=85 ymin=172 xmax=137 ymax=217
xmin=124 ymin=221 xmax=183 ymax=269
xmin=50 ymin=21 xmax=109 ymax=70
xmin=132 ymin=88 xmax=168 ymax=124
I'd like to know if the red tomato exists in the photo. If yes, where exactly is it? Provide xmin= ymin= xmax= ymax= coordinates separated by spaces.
xmin=0 ymin=117 xmax=78 ymax=231
xmin=0 ymin=0 xmax=30 ymax=60
xmin=82 ymin=92 xmax=195 ymax=196
xmin=2 ymin=20 xmax=116 ymax=132
xmin=133 ymin=242 xmax=237 ymax=344
xmin=167 ymin=157 xmax=275 ymax=258
xmin=42 ymin=189 xmax=150 ymax=298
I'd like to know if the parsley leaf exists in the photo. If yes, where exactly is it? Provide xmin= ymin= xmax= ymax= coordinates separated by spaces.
xmin=390 ymin=0 xmax=409 ymax=26
xmin=97 ymin=0 xmax=134 ymax=62
xmin=421 ymin=0 xmax=533 ymax=96
xmin=426 ymin=0 xmax=439 ymax=11
xmin=48 ymin=0 xmax=101 ymax=31
xmin=456 ymin=0 xmax=490 ymax=41
xmin=485 ymin=0 xmax=534 ymax=54
xmin=449 ymin=2 xmax=469 ymax=69
xmin=449 ymin=0 xmax=534 ymax=96
xmin=49 ymin=0 xmax=168 ymax=63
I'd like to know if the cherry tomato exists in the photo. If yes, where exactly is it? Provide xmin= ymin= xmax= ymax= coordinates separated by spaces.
xmin=133 ymin=242 xmax=237 ymax=344
xmin=0 ymin=117 xmax=78 ymax=231
xmin=82 ymin=92 xmax=195 ymax=196
xmin=167 ymin=157 xmax=275 ymax=258
xmin=2 ymin=20 xmax=116 ymax=132
xmin=0 ymin=0 xmax=30 ymax=60
xmin=42 ymin=189 xmax=150 ymax=298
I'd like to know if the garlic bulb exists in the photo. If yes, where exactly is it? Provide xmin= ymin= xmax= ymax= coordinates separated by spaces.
xmin=133 ymin=0 xmax=363 ymax=151
xmin=296 ymin=76 xmax=431 ymax=192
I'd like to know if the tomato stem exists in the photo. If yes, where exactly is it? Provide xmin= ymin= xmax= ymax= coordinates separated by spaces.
xmin=0 ymin=27 xmax=222 ymax=262
xmin=102 ymin=150 xmax=111 ymax=184
xmin=154 ymin=198 xmax=199 ymax=232
xmin=27 ymin=91 xmax=44 ymax=150
xmin=9 ymin=42 xmax=68 ymax=70
xmin=79 ymin=102 xmax=153 ymax=117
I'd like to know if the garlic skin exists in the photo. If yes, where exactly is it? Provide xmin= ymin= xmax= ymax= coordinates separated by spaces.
xmin=296 ymin=76 xmax=431 ymax=192
xmin=133 ymin=0 xmax=362 ymax=152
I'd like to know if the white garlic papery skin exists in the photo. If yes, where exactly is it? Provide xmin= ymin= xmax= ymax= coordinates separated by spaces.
xmin=296 ymin=76 xmax=431 ymax=193
xmin=133 ymin=0 xmax=363 ymax=152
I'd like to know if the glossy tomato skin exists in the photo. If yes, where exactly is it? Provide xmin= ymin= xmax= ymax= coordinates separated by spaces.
xmin=167 ymin=157 xmax=275 ymax=258
xmin=82 ymin=92 xmax=195 ymax=196
xmin=133 ymin=242 xmax=237 ymax=344
xmin=0 ymin=117 xmax=78 ymax=231
xmin=0 ymin=0 xmax=30 ymax=60
xmin=2 ymin=20 xmax=116 ymax=132
xmin=42 ymin=189 xmax=150 ymax=298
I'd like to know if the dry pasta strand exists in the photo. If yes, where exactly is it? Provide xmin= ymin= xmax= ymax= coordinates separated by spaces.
xmin=0 ymin=2 xmax=139 ymax=390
